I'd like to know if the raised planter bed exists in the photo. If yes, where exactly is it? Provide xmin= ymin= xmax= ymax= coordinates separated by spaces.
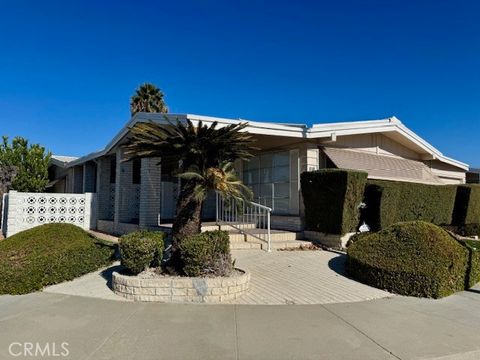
xmin=112 ymin=269 xmax=250 ymax=303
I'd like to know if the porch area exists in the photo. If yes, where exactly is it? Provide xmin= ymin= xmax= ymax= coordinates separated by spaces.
xmin=96 ymin=219 xmax=311 ymax=251
xmin=87 ymin=139 xmax=319 ymax=246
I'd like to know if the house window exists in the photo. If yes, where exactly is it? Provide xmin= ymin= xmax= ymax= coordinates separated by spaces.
xmin=109 ymin=157 xmax=116 ymax=184
xmin=132 ymin=158 xmax=141 ymax=184
xmin=243 ymin=151 xmax=290 ymax=214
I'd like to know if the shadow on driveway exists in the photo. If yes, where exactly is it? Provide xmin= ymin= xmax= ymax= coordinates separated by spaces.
xmin=100 ymin=264 xmax=124 ymax=289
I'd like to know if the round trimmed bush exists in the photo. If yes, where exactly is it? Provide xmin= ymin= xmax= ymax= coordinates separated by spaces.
xmin=119 ymin=231 xmax=165 ymax=275
xmin=0 ymin=223 xmax=115 ymax=295
xmin=346 ymin=221 xmax=469 ymax=298
xmin=178 ymin=230 xmax=232 ymax=277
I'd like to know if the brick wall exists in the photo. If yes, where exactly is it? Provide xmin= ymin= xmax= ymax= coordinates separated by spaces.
xmin=96 ymin=156 xmax=114 ymax=220
xmin=139 ymin=157 xmax=161 ymax=228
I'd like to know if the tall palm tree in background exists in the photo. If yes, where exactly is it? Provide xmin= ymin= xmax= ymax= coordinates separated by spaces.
xmin=130 ymin=83 xmax=168 ymax=115
xmin=124 ymin=119 xmax=256 ymax=263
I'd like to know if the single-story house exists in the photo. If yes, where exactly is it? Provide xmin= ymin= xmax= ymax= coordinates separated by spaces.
xmin=47 ymin=112 xmax=469 ymax=235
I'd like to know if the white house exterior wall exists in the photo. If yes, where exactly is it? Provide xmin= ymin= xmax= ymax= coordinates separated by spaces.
xmin=329 ymin=133 xmax=421 ymax=160
xmin=427 ymin=160 xmax=466 ymax=184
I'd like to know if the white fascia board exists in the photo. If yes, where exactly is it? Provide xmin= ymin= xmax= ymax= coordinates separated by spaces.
xmin=308 ymin=118 xmax=399 ymax=138
xmin=395 ymin=124 xmax=469 ymax=170
xmin=311 ymin=117 xmax=399 ymax=130
xmin=308 ymin=125 xmax=397 ymax=139
xmin=185 ymin=114 xmax=307 ymax=136
xmin=130 ymin=112 xmax=307 ymax=137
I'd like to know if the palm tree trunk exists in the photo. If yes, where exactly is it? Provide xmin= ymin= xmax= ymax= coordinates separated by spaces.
xmin=171 ymin=180 xmax=203 ymax=269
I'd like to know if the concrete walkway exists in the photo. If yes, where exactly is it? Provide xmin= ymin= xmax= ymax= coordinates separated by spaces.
xmin=1 ymin=289 xmax=480 ymax=359
xmin=232 ymin=250 xmax=389 ymax=304
xmin=44 ymin=250 xmax=390 ymax=304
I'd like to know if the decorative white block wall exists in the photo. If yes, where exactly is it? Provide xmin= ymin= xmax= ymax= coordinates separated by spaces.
xmin=2 ymin=191 xmax=97 ymax=237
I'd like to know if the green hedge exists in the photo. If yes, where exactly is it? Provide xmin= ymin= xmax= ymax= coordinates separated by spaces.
xmin=362 ymin=180 xmax=457 ymax=231
xmin=119 ymin=231 xmax=165 ymax=275
xmin=301 ymin=169 xmax=368 ymax=235
xmin=179 ymin=230 xmax=232 ymax=277
xmin=346 ymin=221 xmax=469 ymax=298
xmin=452 ymin=185 xmax=480 ymax=226
xmin=462 ymin=239 xmax=480 ymax=288
xmin=0 ymin=224 xmax=115 ymax=295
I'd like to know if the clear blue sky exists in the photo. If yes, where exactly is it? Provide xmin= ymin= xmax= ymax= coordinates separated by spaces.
xmin=0 ymin=0 xmax=478 ymax=166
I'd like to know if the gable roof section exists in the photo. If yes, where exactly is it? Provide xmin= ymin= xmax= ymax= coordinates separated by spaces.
xmin=309 ymin=117 xmax=468 ymax=170
xmin=65 ymin=113 xmax=468 ymax=171
xmin=51 ymin=155 xmax=78 ymax=168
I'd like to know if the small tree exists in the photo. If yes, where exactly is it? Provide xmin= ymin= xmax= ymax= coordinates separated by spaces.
xmin=124 ymin=119 xmax=256 ymax=268
xmin=0 ymin=136 xmax=51 ymax=193
xmin=130 ymin=83 xmax=168 ymax=115
xmin=0 ymin=165 xmax=17 ymax=227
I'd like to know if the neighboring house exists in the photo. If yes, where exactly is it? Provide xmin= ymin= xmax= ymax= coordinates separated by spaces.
xmin=466 ymin=168 xmax=480 ymax=184
xmin=47 ymin=113 xmax=469 ymax=235
xmin=48 ymin=155 xmax=79 ymax=193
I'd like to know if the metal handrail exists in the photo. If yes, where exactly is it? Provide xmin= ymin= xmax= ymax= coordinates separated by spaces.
xmin=216 ymin=192 xmax=272 ymax=252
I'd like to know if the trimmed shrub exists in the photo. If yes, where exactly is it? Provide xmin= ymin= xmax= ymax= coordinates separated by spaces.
xmin=346 ymin=221 xmax=468 ymax=298
xmin=0 ymin=224 xmax=115 ymax=295
xmin=301 ymin=169 xmax=368 ymax=235
xmin=119 ymin=231 xmax=165 ymax=275
xmin=179 ymin=230 xmax=232 ymax=277
xmin=362 ymin=180 xmax=456 ymax=231
xmin=461 ymin=239 xmax=480 ymax=288
xmin=452 ymin=185 xmax=480 ymax=226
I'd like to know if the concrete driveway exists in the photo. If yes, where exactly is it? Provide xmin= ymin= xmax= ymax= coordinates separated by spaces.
xmin=45 ymin=250 xmax=390 ymax=304
xmin=1 ymin=289 xmax=480 ymax=359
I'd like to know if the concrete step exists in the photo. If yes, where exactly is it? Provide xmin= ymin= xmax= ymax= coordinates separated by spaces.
xmin=230 ymin=239 xmax=313 ymax=251
xmin=269 ymin=239 xmax=313 ymax=250
xmin=158 ymin=222 xmax=257 ymax=233
xmin=229 ymin=242 xmax=263 ymax=250
xmin=244 ymin=230 xmax=303 ymax=242
xmin=201 ymin=222 xmax=258 ymax=232
xmin=227 ymin=229 xmax=303 ymax=242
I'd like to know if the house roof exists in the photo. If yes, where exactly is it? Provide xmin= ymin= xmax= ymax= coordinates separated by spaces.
xmin=63 ymin=113 xmax=469 ymax=171
xmin=323 ymin=146 xmax=443 ymax=185
xmin=50 ymin=155 xmax=78 ymax=168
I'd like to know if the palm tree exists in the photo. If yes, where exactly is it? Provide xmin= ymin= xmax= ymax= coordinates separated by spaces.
xmin=124 ymin=118 xmax=256 ymax=260
xmin=130 ymin=83 xmax=168 ymax=115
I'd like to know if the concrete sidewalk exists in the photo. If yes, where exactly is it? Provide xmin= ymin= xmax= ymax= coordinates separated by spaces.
xmin=1 ymin=289 xmax=480 ymax=359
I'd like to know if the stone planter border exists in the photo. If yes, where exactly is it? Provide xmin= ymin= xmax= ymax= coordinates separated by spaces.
xmin=112 ymin=269 xmax=250 ymax=303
